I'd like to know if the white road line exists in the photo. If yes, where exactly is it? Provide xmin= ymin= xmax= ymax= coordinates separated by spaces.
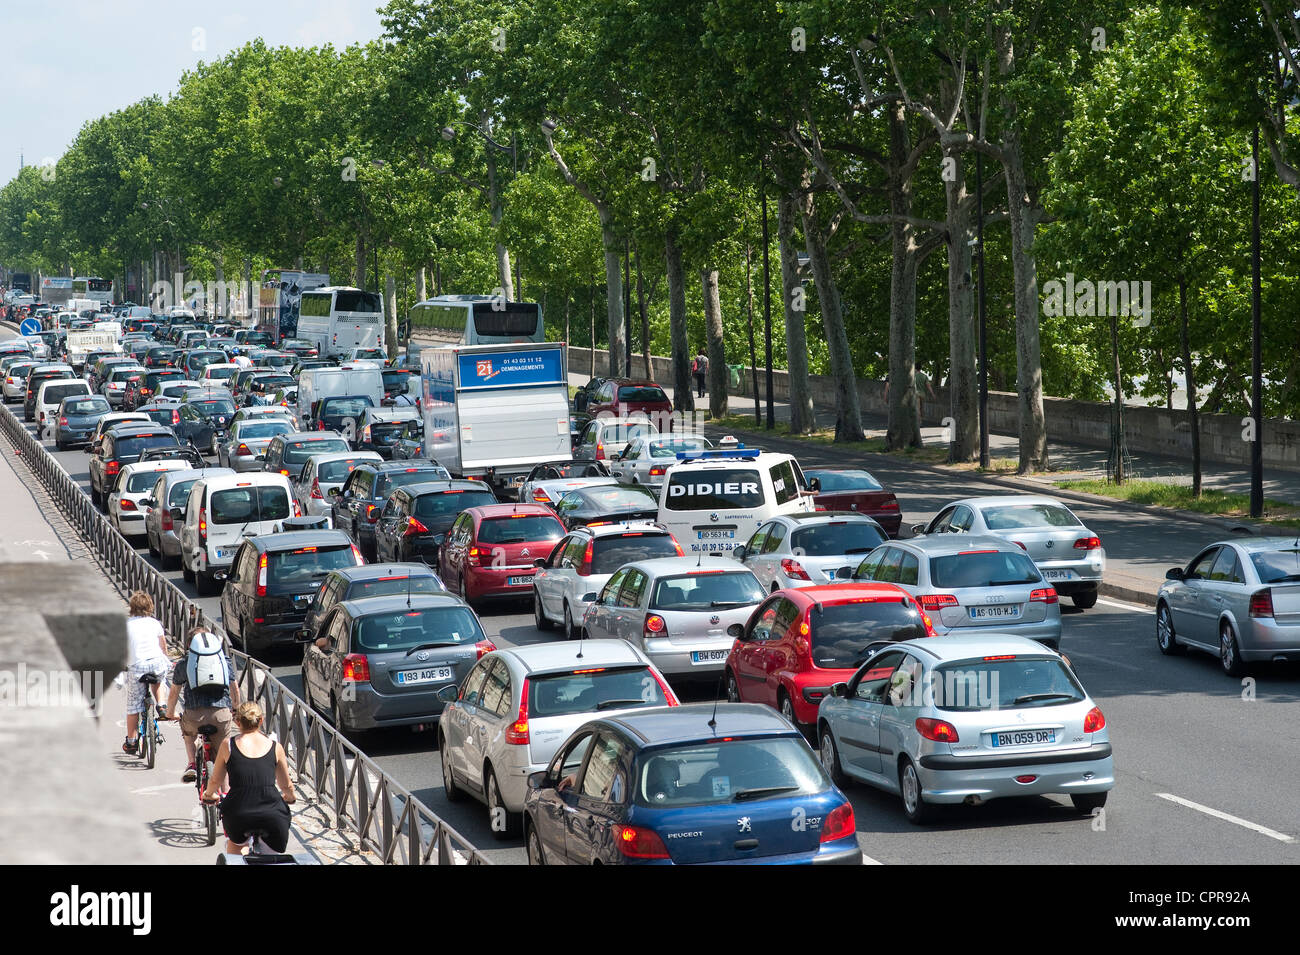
xmin=1097 ymin=597 xmax=1152 ymax=613
xmin=861 ymin=851 xmax=883 ymax=865
xmin=1154 ymin=793 xmax=1296 ymax=844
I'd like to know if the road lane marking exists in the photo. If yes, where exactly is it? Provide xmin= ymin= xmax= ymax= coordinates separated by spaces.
xmin=1097 ymin=597 xmax=1152 ymax=613
xmin=1154 ymin=793 xmax=1296 ymax=843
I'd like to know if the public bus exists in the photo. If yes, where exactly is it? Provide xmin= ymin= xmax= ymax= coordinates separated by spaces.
xmin=72 ymin=276 xmax=114 ymax=305
xmin=406 ymin=294 xmax=543 ymax=345
xmin=257 ymin=268 xmax=330 ymax=342
xmin=297 ymin=286 xmax=384 ymax=359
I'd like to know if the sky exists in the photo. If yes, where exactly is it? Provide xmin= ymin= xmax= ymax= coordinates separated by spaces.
xmin=0 ymin=0 xmax=386 ymax=175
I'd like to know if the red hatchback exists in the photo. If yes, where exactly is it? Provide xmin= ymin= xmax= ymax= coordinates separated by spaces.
xmin=438 ymin=503 xmax=566 ymax=607
xmin=582 ymin=378 xmax=673 ymax=431
xmin=804 ymin=469 xmax=902 ymax=537
xmin=724 ymin=583 xmax=935 ymax=731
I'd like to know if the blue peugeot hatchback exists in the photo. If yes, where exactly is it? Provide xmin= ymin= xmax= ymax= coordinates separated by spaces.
xmin=522 ymin=703 xmax=862 ymax=865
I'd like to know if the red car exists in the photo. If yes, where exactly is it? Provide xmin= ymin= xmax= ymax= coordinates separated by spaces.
xmin=723 ymin=582 xmax=935 ymax=731
xmin=804 ymin=469 xmax=902 ymax=537
xmin=581 ymin=378 xmax=673 ymax=431
xmin=438 ymin=503 xmax=566 ymax=607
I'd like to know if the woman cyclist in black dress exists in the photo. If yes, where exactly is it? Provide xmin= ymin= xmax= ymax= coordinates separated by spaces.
xmin=202 ymin=701 xmax=296 ymax=854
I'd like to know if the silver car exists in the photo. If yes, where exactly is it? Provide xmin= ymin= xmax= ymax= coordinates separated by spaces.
xmin=735 ymin=512 xmax=889 ymax=591
xmin=817 ymin=633 xmax=1113 ymax=823
xmin=1156 ymin=537 xmax=1300 ymax=675
xmin=607 ymin=434 xmax=713 ymax=488
xmin=582 ymin=557 xmax=766 ymax=679
xmin=572 ymin=417 xmax=659 ymax=463
xmin=849 ymin=535 xmax=1063 ymax=649
xmin=142 ymin=466 xmax=235 ymax=568
xmin=435 ymin=639 xmax=677 ymax=835
xmin=217 ymin=416 xmax=295 ymax=471
xmin=293 ymin=450 xmax=382 ymax=517
xmin=100 ymin=364 xmax=146 ymax=408
xmin=915 ymin=495 xmax=1105 ymax=609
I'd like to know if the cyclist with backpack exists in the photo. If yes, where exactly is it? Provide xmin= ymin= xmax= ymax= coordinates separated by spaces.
xmin=163 ymin=628 xmax=240 ymax=783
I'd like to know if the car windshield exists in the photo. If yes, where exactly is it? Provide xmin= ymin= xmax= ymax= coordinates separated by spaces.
xmin=237 ymin=421 xmax=292 ymax=439
xmin=648 ymin=438 xmax=710 ymax=458
xmin=810 ymin=600 xmax=929 ymax=668
xmin=345 ymin=575 xmax=444 ymax=599
xmin=352 ymin=606 xmax=484 ymax=652
xmin=929 ymin=551 xmax=1042 ymax=589
xmin=209 ymin=486 xmax=290 ymax=523
xmin=589 ymin=534 xmax=679 ymax=575
xmin=980 ymin=504 xmax=1081 ymax=530
xmin=476 ymin=515 xmax=564 ymax=545
xmin=1250 ymin=549 xmax=1300 ymax=584
xmin=636 ymin=737 xmax=825 ymax=808
xmin=665 ymin=468 xmax=764 ymax=510
xmin=115 ymin=434 xmax=179 ymax=458
xmin=267 ymin=546 xmax=357 ymax=589
xmin=932 ymin=657 xmax=1085 ymax=711
xmin=284 ymin=439 xmax=349 ymax=466
xmin=414 ymin=490 xmax=497 ymax=520
xmin=790 ymin=521 xmax=886 ymax=556
xmin=192 ymin=399 xmax=236 ymax=415
xmin=806 ymin=469 xmax=884 ymax=492
xmin=650 ymin=571 xmax=765 ymax=610
xmin=529 ymin=666 xmax=667 ymax=717
xmin=65 ymin=398 xmax=109 ymax=415
xmin=317 ymin=459 xmax=367 ymax=483
xmin=321 ymin=397 xmax=372 ymax=417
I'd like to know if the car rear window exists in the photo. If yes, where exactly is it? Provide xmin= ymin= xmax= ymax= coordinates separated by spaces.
xmin=807 ymin=469 xmax=883 ymax=492
xmin=65 ymin=397 xmax=109 ymax=415
xmin=599 ymin=422 xmax=656 ymax=444
xmin=378 ymin=468 xmax=452 ymax=493
xmin=932 ymin=657 xmax=1084 ymax=712
xmin=579 ymin=485 xmax=658 ymax=510
xmin=237 ymin=421 xmax=292 ymax=439
xmin=529 ymin=666 xmax=667 ymax=717
xmin=168 ymin=479 xmax=198 ymax=508
xmin=980 ymin=504 xmax=1080 ymax=530
xmin=205 ymin=366 xmax=237 ymax=379
xmin=811 ymin=600 xmax=929 ymax=669
xmin=114 ymin=434 xmax=180 ymax=458
xmin=1249 ymin=549 xmax=1300 ymax=584
xmin=651 ymin=571 xmax=765 ymax=610
xmin=188 ymin=352 xmax=226 ymax=367
xmin=617 ymin=385 xmax=668 ymax=403
xmin=209 ymin=486 xmax=290 ymax=523
xmin=368 ymin=422 xmax=406 ymax=444
xmin=589 ymin=534 xmax=679 ymax=575
xmin=352 ymin=606 xmax=484 ymax=652
xmin=284 ymin=438 xmax=350 ymax=466
xmin=267 ymin=545 xmax=357 ymax=590
xmin=928 ymin=551 xmax=1042 ymax=589
xmin=790 ymin=521 xmax=886 ymax=557
xmin=344 ymin=575 xmax=444 ymax=600
xmin=193 ymin=399 xmax=236 ymax=415
xmin=636 ymin=737 xmax=825 ymax=808
xmin=317 ymin=459 xmax=368 ymax=483
xmin=124 ymin=471 xmax=168 ymax=493
xmin=665 ymin=468 xmax=763 ymax=510
xmin=414 ymin=490 xmax=497 ymax=520
xmin=321 ymin=397 xmax=372 ymax=417
xmin=476 ymin=515 xmax=564 ymax=545
xmin=43 ymin=383 xmax=91 ymax=403
xmin=140 ymin=409 xmax=176 ymax=427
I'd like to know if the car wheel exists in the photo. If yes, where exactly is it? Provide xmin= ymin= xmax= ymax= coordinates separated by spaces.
xmin=486 ymin=767 xmax=517 ymax=840
xmin=771 ymin=581 xmax=780 ymax=594
xmin=564 ymin=603 xmax=581 ymax=641
xmin=526 ymin=822 xmax=546 ymax=865
xmin=439 ymin=733 xmax=464 ymax=802
xmin=1220 ymin=622 xmax=1246 ymax=677
xmin=1155 ymin=603 xmax=1183 ymax=656
xmin=779 ymin=692 xmax=799 ymax=729
xmin=533 ymin=588 xmax=554 ymax=631
xmin=146 ymin=532 xmax=158 ymax=558
xmin=1071 ymin=588 xmax=1098 ymax=609
xmin=819 ymin=726 xmax=848 ymax=788
xmin=182 ymin=559 xmax=195 ymax=584
xmin=899 ymin=757 xmax=933 ymax=824
xmin=1071 ymin=792 xmax=1108 ymax=814
xmin=725 ymin=670 xmax=740 ymax=703
xmin=330 ymin=694 xmax=352 ymax=736
xmin=55 ymin=439 xmax=65 ymax=451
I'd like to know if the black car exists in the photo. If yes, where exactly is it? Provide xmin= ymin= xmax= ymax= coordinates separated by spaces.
xmin=136 ymin=402 xmax=183 ymax=429
xmin=138 ymin=445 xmax=207 ymax=469
xmin=24 ymin=366 xmax=75 ymax=421
xmin=572 ymin=377 xmax=609 ymax=414
xmin=176 ymin=391 xmax=238 ymax=454
xmin=54 ymin=394 xmax=112 ymax=450
xmin=219 ymin=530 xmax=361 ymax=655
xmin=331 ymin=462 xmax=456 ymax=561
xmin=553 ymin=483 xmax=660 ymax=531
xmin=262 ymin=432 xmax=352 ymax=477
xmin=291 ymin=358 xmax=332 ymax=377
xmin=301 ymin=562 xmax=446 ymax=639
xmin=389 ymin=420 xmax=425 ymax=460
xmin=373 ymin=480 xmax=497 ymax=565
xmin=88 ymin=424 xmax=182 ymax=509
xmin=125 ymin=369 xmax=186 ymax=409
xmin=309 ymin=394 xmax=374 ymax=433
xmin=144 ymin=346 xmax=179 ymax=369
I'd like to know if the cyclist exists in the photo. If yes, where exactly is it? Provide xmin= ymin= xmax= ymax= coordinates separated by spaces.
xmin=202 ymin=701 xmax=296 ymax=855
xmin=123 ymin=591 xmax=171 ymax=755
xmin=163 ymin=628 xmax=240 ymax=782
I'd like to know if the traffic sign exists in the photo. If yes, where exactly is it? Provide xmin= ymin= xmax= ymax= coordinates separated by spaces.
xmin=19 ymin=318 xmax=41 ymax=336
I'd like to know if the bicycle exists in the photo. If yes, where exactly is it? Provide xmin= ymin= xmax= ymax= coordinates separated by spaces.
xmin=136 ymin=673 xmax=165 ymax=770
xmin=194 ymin=723 xmax=221 ymax=847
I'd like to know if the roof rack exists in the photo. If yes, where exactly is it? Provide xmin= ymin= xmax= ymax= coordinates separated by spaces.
xmin=674 ymin=445 xmax=757 ymax=462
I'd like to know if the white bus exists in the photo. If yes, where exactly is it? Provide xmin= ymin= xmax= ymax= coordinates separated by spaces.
xmin=72 ymin=276 xmax=114 ymax=305
xmin=407 ymin=294 xmax=543 ymax=345
xmin=297 ymin=286 xmax=385 ymax=359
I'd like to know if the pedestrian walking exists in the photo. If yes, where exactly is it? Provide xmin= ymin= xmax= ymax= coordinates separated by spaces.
xmin=692 ymin=350 xmax=708 ymax=398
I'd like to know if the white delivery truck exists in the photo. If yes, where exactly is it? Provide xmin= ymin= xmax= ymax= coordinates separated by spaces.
xmin=66 ymin=329 xmax=121 ymax=370
xmin=296 ymin=365 xmax=385 ymax=425
xmin=420 ymin=341 xmax=571 ymax=493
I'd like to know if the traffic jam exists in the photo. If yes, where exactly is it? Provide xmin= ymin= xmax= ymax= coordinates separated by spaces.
xmin=5 ymin=289 xmax=1289 ymax=867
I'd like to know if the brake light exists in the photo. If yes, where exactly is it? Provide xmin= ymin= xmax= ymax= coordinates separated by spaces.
xmin=161 ymin=507 xmax=174 ymax=531
xmin=577 ymin=538 xmax=595 ymax=576
xmin=780 ymin=558 xmax=811 ymax=581
xmin=405 ymin=516 xmax=429 ymax=536
xmin=317 ymin=419 xmax=325 ymax=430
xmin=311 ymin=478 xmax=324 ymax=500
xmin=613 ymin=824 xmax=670 ymax=860
xmin=1074 ymin=536 xmax=1100 ymax=550
xmin=648 ymin=465 xmax=666 ymax=477
xmin=644 ymin=613 xmax=667 ymax=639
xmin=474 ymin=639 xmax=496 ymax=660
xmin=532 ymin=488 xmax=550 ymax=502
xmin=341 ymin=654 xmax=371 ymax=683
xmin=105 ymin=461 xmax=120 ymax=476
xmin=820 ymin=802 xmax=856 ymax=843
xmin=1012 ymin=541 xmax=1026 ymax=550
xmin=915 ymin=717 xmax=960 ymax=742
xmin=651 ymin=669 xmax=679 ymax=705
xmin=366 ymin=503 xmax=379 ymax=523
xmin=1029 ymin=587 xmax=1058 ymax=604
xmin=505 ymin=678 xmax=530 ymax=745
xmin=199 ymin=507 xmax=207 ymax=543
xmin=595 ymin=443 xmax=605 ymax=460
xmin=917 ymin=593 xmax=957 ymax=611
xmin=1249 ymin=589 xmax=1274 ymax=618
xmin=256 ymin=553 xmax=268 ymax=597
xmin=1083 ymin=706 xmax=1106 ymax=733
xmin=878 ymin=500 xmax=900 ymax=511
xmin=362 ymin=425 xmax=371 ymax=443
xmin=119 ymin=499 xmax=137 ymax=511
xmin=58 ymin=416 xmax=67 ymax=426
xmin=236 ymin=443 xmax=251 ymax=456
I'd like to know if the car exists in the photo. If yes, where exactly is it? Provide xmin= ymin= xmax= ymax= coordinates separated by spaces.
xmin=241 ymin=373 xmax=295 ymax=406
xmin=352 ymin=407 xmax=419 ymax=458
xmin=516 ymin=460 xmax=614 ymax=506
xmin=89 ymin=424 xmax=182 ymax=510
xmin=300 ymin=562 xmax=446 ymax=640
xmin=342 ymin=347 xmax=386 ymax=364
xmin=24 ymin=364 xmax=75 ymax=421
xmin=724 ymin=582 xmax=935 ymax=732
xmin=54 ymin=394 xmax=112 ymax=450
xmin=280 ymin=339 xmax=320 ymax=360
xmin=219 ymin=530 xmax=362 ymax=654
xmin=308 ymin=394 xmax=375 ymax=438
xmin=199 ymin=362 xmax=241 ymax=387
xmin=98 ymin=364 xmax=148 ymax=408
xmin=106 ymin=459 xmax=191 ymax=538
xmin=138 ymin=445 xmax=207 ymax=469
xmin=180 ymin=349 xmax=229 ymax=380
xmin=388 ymin=418 xmax=426 ymax=460
xmin=437 ymin=640 xmax=679 ymax=836
xmin=523 ymin=703 xmax=862 ymax=865
xmin=87 ymin=412 xmax=151 ymax=453
xmin=581 ymin=379 xmax=673 ymax=429
xmin=2 ymin=360 xmax=40 ymax=402
xmin=848 ymin=535 xmax=1063 ymax=650
xmin=330 ymin=462 xmax=455 ymax=560
xmin=733 ymin=512 xmax=889 ymax=592
xmin=230 ymin=405 xmax=299 ymax=428
xmin=262 ymin=432 xmax=352 ymax=478
xmin=144 ymin=345 xmax=180 ymax=369
xmin=608 ymin=435 xmax=713 ymax=488
xmin=292 ymin=450 xmax=383 ymax=518
xmin=142 ymin=467 xmax=235 ymax=568
xmin=571 ymin=376 xmax=610 ymax=414
xmin=217 ymin=416 xmax=296 ymax=471
xmin=180 ymin=471 xmax=298 ymax=595
xmin=156 ymin=379 xmax=204 ymax=402
xmin=297 ymin=593 xmax=495 ymax=735
xmin=290 ymin=358 xmax=333 ymax=378
xmin=249 ymin=349 xmax=295 ymax=371
xmin=816 ymin=634 xmax=1113 ymax=823
xmin=35 ymin=378 xmax=92 ymax=437
xmin=373 ymin=480 xmax=498 ymax=565
xmin=572 ymin=416 xmax=659 ymax=462
xmin=87 ymin=356 xmax=136 ymax=392
xmin=913 ymin=495 xmax=1105 ymax=609
xmin=1156 ymin=536 xmax=1300 ymax=675
xmin=123 ymin=369 xmax=187 ymax=409
xmin=553 ymin=483 xmax=660 ymax=531
xmin=438 ymin=503 xmax=566 ymax=608
xmin=172 ymin=389 xmax=239 ymax=454
xmin=803 ymin=468 xmax=903 ymax=537
xmin=381 ymin=367 xmax=418 ymax=403
xmin=532 ymin=522 xmax=684 ymax=640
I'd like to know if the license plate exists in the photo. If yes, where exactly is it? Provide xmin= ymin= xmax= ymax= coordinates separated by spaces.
xmin=506 ymin=575 xmax=532 ymax=586
xmin=511 ymin=475 xmax=526 ymax=486
xmin=394 ymin=666 xmax=454 ymax=686
xmin=970 ymin=605 xmax=1021 ymax=619
xmin=697 ymin=530 xmax=735 ymax=540
xmin=991 ymin=729 xmax=1055 ymax=747
xmin=216 ymin=548 xmax=233 ymax=559
xmin=294 ymin=594 xmax=312 ymax=605
xmin=1042 ymin=569 xmax=1074 ymax=581
xmin=691 ymin=649 xmax=729 ymax=664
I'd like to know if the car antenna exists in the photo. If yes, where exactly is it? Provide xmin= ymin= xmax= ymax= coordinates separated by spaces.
xmin=406 ymin=566 xmax=413 ymax=610
xmin=709 ymin=672 xmax=722 ymax=732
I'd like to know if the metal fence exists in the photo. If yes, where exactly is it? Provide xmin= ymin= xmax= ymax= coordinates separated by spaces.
xmin=0 ymin=402 xmax=489 ymax=865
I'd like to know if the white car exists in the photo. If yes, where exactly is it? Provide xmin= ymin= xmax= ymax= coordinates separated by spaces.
xmin=180 ymin=471 xmax=298 ymax=595
xmin=734 ymin=512 xmax=891 ymax=592
xmin=35 ymin=378 xmax=92 ymax=437
xmin=608 ymin=434 xmax=714 ymax=488
xmin=293 ymin=450 xmax=382 ymax=518
xmin=22 ymin=336 xmax=49 ymax=360
xmin=107 ymin=459 xmax=190 ymax=538
xmin=2 ymin=361 xmax=40 ymax=401
xmin=156 ymin=379 xmax=203 ymax=401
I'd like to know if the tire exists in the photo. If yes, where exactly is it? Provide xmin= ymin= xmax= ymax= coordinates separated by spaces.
xmin=209 ymin=433 xmax=218 ymax=456
xmin=564 ymin=603 xmax=581 ymax=641
xmin=533 ymin=589 xmax=555 ymax=631
xmin=899 ymin=757 xmax=933 ymax=824
xmin=779 ymin=692 xmax=799 ymax=729
xmin=204 ymin=803 xmax=218 ymax=846
xmin=1155 ymin=603 xmax=1183 ymax=656
xmin=819 ymin=726 xmax=848 ymax=789
xmin=146 ymin=532 xmax=158 ymax=558
xmin=144 ymin=712 xmax=157 ymax=769
xmin=725 ymin=670 xmax=741 ymax=703
xmin=331 ymin=694 xmax=350 ymax=736
xmin=486 ymin=767 xmax=517 ymax=840
xmin=526 ymin=821 xmax=546 ymax=865
xmin=159 ymin=547 xmax=178 ymax=571
xmin=1071 ymin=588 xmax=1098 ymax=610
xmin=300 ymin=666 xmax=313 ymax=712
xmin=55 ymin=439 xmax=65 ymax=451
xmin=1071 ymin=792 xmax=1108 ymax=814
xmin=440 ymin=733 xmax=465 ymax=802
xmin=182 ymin=560 xmax=195 ymax=584
xmin=1220 ymin=622 xmax=1246 ymax=677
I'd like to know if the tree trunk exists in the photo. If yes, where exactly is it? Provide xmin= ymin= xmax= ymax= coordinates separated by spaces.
xmin=355 ymin=234 xmax=366 ymax=289
xmin=385 ymin=275 xmax=398 ymax=360
xmin=214 ymin=257 xmax=226 ymax=320
xmin=778 ymin=191 xmax=815 ymax=433
xmin=701 ymin=268 xmax=728 ymax=418
xmin=635 ymin=245 xmax=652 ymax=379
xmin=416 ymin=267 xmax=427 ymax=302
xmin=562 ymin=292 xmax=571 ymax=349
xmin=588 ymin=291 xmax=596 ymax=378
xmin=1179 ymin=275 xmax=1201 ymax=497
xmin=598 ymin=210 xmax=625 ymax=378
xmin=943 ymin=149 xmax=978 ymax=461
xmin=665 ymin=230 xmax=694 ymax=413
xmin=886 ymin=102 xmax=922 ymax=450
xmin=745 ymin=241 xmax=761 ymax=422
xmin=1110 ymin=312 xmax=1124 ymax=484
xmin=484 ymin=142 xmax=516 ymax=301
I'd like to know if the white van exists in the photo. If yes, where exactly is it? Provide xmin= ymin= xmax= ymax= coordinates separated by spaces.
xmin=180 ymin=472 xmax=297 ymax=595
xmin=296 ymin=365 xmax=384 ymax=424
xmin=655 ymin=448 xmax=816 ymax=555
xmin=36 ymin=378 xmax=91 ymax=436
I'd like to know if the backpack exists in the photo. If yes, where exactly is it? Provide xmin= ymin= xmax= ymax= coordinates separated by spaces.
xmin=186 ymin=632 xmax=231 ymax=689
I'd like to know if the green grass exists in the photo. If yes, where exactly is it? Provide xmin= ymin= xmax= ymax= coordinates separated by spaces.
xmin=1056 ymin=479 xmax=1300 ymax=527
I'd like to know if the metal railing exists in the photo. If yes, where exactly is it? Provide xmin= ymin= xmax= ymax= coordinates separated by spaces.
xmin=0 ymin=401 xmax=489 ymax=865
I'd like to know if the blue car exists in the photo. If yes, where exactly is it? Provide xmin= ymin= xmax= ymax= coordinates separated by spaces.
xmin=522 ymin=703 xmax=862 ymax=865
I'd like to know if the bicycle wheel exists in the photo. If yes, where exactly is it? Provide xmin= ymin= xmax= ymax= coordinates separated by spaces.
xmin=144 ymin=708 xmax=156 ymax=769
xmin=205 ymin=803 xmax=218 ymax=846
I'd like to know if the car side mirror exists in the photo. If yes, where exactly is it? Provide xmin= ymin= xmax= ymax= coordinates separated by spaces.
xmin=436 ymin=684 xmax=459 ymax=704
xmin=727 ymin=623 xmax=745 ymax=640
xmin=328 ymin=487 xmax=340 ymax=497
xmin=731 ymin=545 xmax=747 ymax=561
xmin=291 ymin=628 xmax=313 ymax=643
xmin=909 ymin=523 xmax=927 ymax=536
xmin=831 ymin=682 xmax=849 ymax=699
xmin=582 ymin=592 xmax=598 ymax=603
xmin=835 ymin=565 xmax=854 ymax=580
xmin=528 ymin=770 xmax=553 ymax=792
xmin=533 ymin=558 xmax=546 ymax=568
xmin=1165 ymin=568 xmax=1185 ymax=581
xmin=213 ymin=571 xmax=228 ymax=582
xmin=141 ymin=497 xmax=155 ymax=507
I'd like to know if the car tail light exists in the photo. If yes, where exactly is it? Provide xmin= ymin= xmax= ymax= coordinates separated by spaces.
xmin=405 ymin=516 xmax=429 ymax=536
xmin=362 ymin=425 xmax=372 ymax=443
xmin=780 ymin=558 xmax=811 ymax=581
xmin=820 ymin=802 xmax=856 ymax=843
xmin=311 ymin=478 xmax=324 ymax=500
xmin=105 ymin=460 xmax=120 ymax=477
xmin=595 ymin=442 xmax=605 ymax=460
xmin=1029 ymin=588 xmax=1058 ymax=604
xmin=613 ymin=824 xmax=670 ymax=860
xmin=648 ymin=465 xmax=667 ymax=477
xmin=1249 ymin=588 xmax=1274 ymax=618
xmin=317 ymin=419 xmax=326 ymax=430
xmin=1074 ymin=536 xmax=1100 ymax=550
xmin=161 ymin=507 xmax=174 ymax=532
xmin=366 ymin=503 xmax=379 ymax=523
xmin=1012 ymin=540 xmax=1026 ymax=550
xmin=474 ymin=639 xmax=496 ymax=660
xmin=644 ymin=613 xmax=667 ymax=639
xmin=255 ymin=553 xmax=268 ymax=597
xmin=58 ymin=416 xmax=68 ymax=426
xmin=198 ymin=507 xmax=207 ymax=543
xmin=577 ymin=538 xmax=595 ymax=576
xmin=236 ymin=443 xmax=251 ymax=456
xmin=341 ymin=654 xmax=371 ymax=683
xmin=878 ymin=500 xmax=900 ymax=511
xmin=171 ymin=410 xmax=180 ymax=425
xmin=1015 ymin=775 xmax=1038 ymax=784
xmin=119 ymin=499 xmax=137 ymax=511
xmin=917 ymin=593 xmax=957 ymax=611
xmin=505 ymin=678 xmax=530 ymax=745
xmin=1083 ymin=706 xmax=1106 ymax=733
xmin=915 ymin=718 xmax=959 ymax=742
xmin=532 ymin=488 xmax=550 ymax=502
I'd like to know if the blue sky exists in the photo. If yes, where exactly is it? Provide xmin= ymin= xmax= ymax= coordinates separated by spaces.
xmin=0 ymin=0 xmax=386 ymax=175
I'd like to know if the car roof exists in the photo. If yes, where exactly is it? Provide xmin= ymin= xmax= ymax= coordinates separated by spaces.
xmin=337 ymin=592 xmax=469 ymax=616
xmin=623 ymin=556 xmax=753 ymax=576
xmin=374 ymin=461 xmax=448 ymax=474
xmin=396 ymin=479 xmax=492 ymax=497
xmin=156 ymin=467 xmax=234 ymax=484
xmin=773 ymin=511 xmax=882 ymax=525
xmin=329 ymin=562 xmax=440 ymax=583
xmin=118 ymin=459 xmax=189 ymax=474
xmin=896 ymin=534 xmax=1022 ymax=556
xmin=498 ymin=639 xmax=647 ymax=675
xmin=575 ymin=520 xmax=669 ymax=537
xmin=1223 ymin=536 xmax=1300 ymax=554
xmin=603 ymin=703 xmax=795 ymax=747
xmin=948 ymin=495 xmax=1071 ymax=510
xmin=107 ymin=424 xmax=174 ymax=436
xmin=784 ymin=582 xmax=914 ymax=603
xmin=277 ymin=431 xmax=348 ymax=442
xmin=245 ymin=529 xmax=353 ymax=552
xmin=466 ymin=503 xmax=557 ymax=519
